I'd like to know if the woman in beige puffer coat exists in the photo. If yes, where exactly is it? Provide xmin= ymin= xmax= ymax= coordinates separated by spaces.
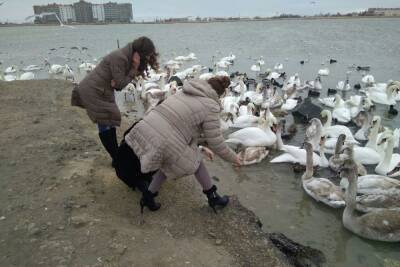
xmin=115 ymin=76 xmax=241 ymax=213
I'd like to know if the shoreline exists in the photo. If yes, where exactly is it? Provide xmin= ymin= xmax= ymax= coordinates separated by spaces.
xmin=0 ymin=15 xmax=399 ymax=27
xmin=0 ymin=79 xmax=294 ymax=266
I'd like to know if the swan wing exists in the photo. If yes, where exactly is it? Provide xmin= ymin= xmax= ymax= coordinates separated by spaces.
xmin=270 ymin=153 xmax=298 ymax=163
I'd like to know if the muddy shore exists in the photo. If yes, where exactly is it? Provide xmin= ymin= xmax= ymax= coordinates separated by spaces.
xmin=0 ymin=80 xmax=293 ymax=266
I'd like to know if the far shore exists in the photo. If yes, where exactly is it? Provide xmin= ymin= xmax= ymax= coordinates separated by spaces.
xmin=0 ymin=15 xmax=399 ymax=28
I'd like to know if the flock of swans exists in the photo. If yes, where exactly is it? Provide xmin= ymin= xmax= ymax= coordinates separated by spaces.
xmin=0 ymin=60 xmax=95 ymax=82
xmin=2 ymin=49 xmax=400 ymax=242
xmin=114 ymin=51 xmax=400 ymax=243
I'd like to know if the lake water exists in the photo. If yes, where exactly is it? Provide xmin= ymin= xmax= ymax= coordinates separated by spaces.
xmin=1 ymin=18 xmax=400 ymax=266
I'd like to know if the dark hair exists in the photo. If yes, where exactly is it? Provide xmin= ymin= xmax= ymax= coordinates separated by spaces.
xmin=132 ymin=36 xmax=159 ymax=77
xmin=208 ymin=76 xmax=230 ymax=96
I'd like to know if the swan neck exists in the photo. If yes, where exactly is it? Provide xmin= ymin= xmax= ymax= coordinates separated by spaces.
xmin=276 ymin=128 xmax=284 ymax=150
xmin=366 ymin=122 xmax=380 ymax=149
xmin=345 ymin=170 xmax=358 ymax=211
xmin=334 ymin=139 xmax=343 ymax=155
xmin=319 ymin=143 xmax=327 ymax=161
xmin=383 ymin=138 xmax=395 ymax=164
xmin=304 ymin=147 xmax=314 ymax=180
xmin=324 ymin=112 xmax=332 ymax=127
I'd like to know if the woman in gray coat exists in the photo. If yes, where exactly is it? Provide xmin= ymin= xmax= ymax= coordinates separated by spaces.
xmin=115 ymin=76 xmax=242 ymax=213
xmin=71 ymin=36 xmax=159 ymax=166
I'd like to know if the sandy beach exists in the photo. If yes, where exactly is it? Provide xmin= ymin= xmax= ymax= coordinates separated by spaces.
xmin=0 ymin=80 xmax=291 ymax=266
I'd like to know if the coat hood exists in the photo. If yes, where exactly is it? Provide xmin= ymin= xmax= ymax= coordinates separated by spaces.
xmin=182 ymin=79 xmax=221 ymax=108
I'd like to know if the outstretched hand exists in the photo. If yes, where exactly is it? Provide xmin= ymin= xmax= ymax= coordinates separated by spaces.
xmin=200 ymin=146 xmax=214 ymax=161
xmin=233 ymin=154 xmax=242 ymax=170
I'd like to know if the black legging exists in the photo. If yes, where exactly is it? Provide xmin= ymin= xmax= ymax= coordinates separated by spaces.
xmin=114 ymin=140 xmax=155 ymax=192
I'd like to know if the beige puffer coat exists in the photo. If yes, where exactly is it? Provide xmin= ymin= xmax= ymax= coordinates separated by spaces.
xmin=124 ymin=79 xmax=237 ymax=179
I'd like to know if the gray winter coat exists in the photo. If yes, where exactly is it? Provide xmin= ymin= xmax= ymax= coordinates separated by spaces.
xmin=71 ymin=43 xmax=135 ymax=126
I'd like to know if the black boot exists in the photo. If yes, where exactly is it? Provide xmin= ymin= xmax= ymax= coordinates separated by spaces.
xmin=140 ymin=190 xmax=161 ymax=214
xmin=203 ymin=185 xmax=229 ymax=213
xmin=98 ymin=127 xmax=119 ymax=167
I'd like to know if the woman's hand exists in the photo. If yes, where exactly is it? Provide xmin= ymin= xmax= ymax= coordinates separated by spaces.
xmin=233 ymin=154 xmax=242 ymax=170
xmin=200 ymin=146 xmax=214 ymax=161
xmin=111 ymin=79 xmax=116 ymax=88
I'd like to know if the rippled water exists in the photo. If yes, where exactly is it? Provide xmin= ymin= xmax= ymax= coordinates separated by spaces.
xmin=1 ymin=18 xmax=400 ymax=266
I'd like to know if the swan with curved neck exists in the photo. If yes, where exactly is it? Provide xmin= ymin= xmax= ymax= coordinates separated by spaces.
xmin=354 ymin=111 xmax=370 ymax=141
xmin=368 ymin=83 xmax=397 ymax=106
xmin=232 ymin=103 xmax=259 ymax=129
xmin=320 ymin=109 xmax=356 ymax=142
xmin=271 ymin=124 xmax=322 ymax=166
xmin=340 ymin=160 xmax=400 ymax=242
xmin=225 ymin=111 xmax=277 ymax=147
xmin=365 ymin=115 xmax=381 ymax=152
xmin=305 ymin=118 xmax=323 ymax=151
xmin=301 ymin=142 xmax=345 ymax=208
xmin=375 ymin=132 xmax=400 ymax=176
xmin=332 ymin=95 xmax=351 ymax=123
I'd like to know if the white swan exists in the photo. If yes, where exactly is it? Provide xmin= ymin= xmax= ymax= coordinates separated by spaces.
xmin=281 ymin=98 xmax=298 ymax=111
xmin=220 ymin=54 xmax=236 ymax=63
xmin=361 ymin=74 xmax=375 ymax=87
xmin=375 ymin=132 xmax=400 ymax=176
xmin=354 ymin=111 xmax=370 ymax=141
xmin=1 ymin=66 xmax=35 ymax=81
xmin=271 ymin=125 xmax=322 ymax=166
xmin=318 ymin=68 xmax=329 ymax=76
xmin=302 ymin=142 xmax=345 ymax=208
xmin=4 ymin=65 xmax=17 ymax=74
xmin=4 ymin=74 xmax=17 ymax=82
xmin=225 ymin=114 xmax=277 ymax=148
xmin=79 ymin=62 xmax=96 ymax=72
xmin=368 ymin=83 xmax=397 ymax=106
xmin=48 ymin=64 xmax=64 ymax=74
xmin=340 ymin=160 xmax=400 ymax=242
xmin=320 ymin=110 xmax=356 ymax=142
xmin=319 ymin=96 xmax=335 ymax=108
xmin=232 ymin=104 xmax=260 ymax=129
xmin=251 ymin=62 xmax=261 ymax=72
xmin=336 ymin=80 xmax=351 ymax=91
xmin=288 ymin=73 xmax=301 ymax=87
xmin=257 ymin=56 xmax=265 ymax=66
xmin=274 ymin=63 xmax=283 ymax=71
xmin=332 ymin=95 xmax=351 ymax=123
xmin=365 ymin=116 xmax=381 ymax=152
xmin=22 ymin=65 xmax=41 ymax=72
xmin=19 ymin=72 xmax=35 ymax=80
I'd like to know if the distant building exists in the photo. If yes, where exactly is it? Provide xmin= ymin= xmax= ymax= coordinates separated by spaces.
xmin=92 ymin=4 xmax=105 ymax=22
xmin=33 ymin=3 xmax=61 ymax=24
xmin=367 ymin=8 xmax=400 ymax=16
xmin=73 ymin=0 xmax=93 ymax=23
xmin=32 ymin=1 xmax=132 ymax=24
xmin=59 ymin=5 xmax=76 ymax=23
xmin=104 ymin=2 xmax=132 ymax=22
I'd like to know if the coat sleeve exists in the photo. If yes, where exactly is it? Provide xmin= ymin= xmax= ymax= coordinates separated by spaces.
xmin=202 ymin=111 xmax=237 ymax=163
xmin=110 ymin=57 xmax=134 ymax=91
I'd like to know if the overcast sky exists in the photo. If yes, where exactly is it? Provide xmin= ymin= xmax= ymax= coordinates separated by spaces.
xmin=0 ymin=0 xmax=399 ymax=22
